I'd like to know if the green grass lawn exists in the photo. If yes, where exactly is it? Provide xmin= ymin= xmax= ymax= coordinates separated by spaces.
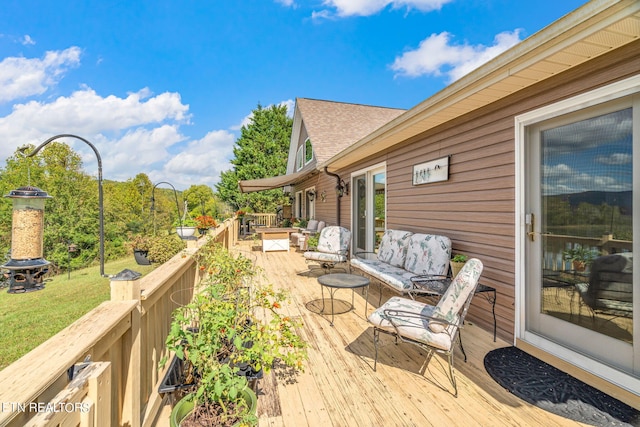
xmin=0 ymin=258 xmax=157 ymax=370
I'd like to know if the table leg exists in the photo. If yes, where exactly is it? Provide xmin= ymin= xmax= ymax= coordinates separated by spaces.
xmin=363 ymin=285 xmax=369 ymax=319
xmin=323 ymin=287 xmax=341 ymax=326
xmin=482 ymin=290 xmax=497 ymax=342
xmin=319 ymin=285 xmax=337 ymax=326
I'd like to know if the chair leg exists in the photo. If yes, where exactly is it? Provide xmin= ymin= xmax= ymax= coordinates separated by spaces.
xmin=458 ymin=330 xmax=467 ymax=363
xmin=373 ymin=327 xmax=380 ymax=371
xmin=447 ymin=351 xmax=458 ymax=397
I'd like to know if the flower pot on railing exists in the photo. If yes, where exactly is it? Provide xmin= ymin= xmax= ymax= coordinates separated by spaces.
xmin=176 ymin=226 xmax=196 ymax=238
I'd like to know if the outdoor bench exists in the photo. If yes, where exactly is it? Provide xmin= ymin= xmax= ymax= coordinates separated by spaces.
xmin=350 ymin=229 xmax=451 ymax=303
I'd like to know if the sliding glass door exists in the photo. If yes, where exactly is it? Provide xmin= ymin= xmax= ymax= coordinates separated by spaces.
xmin=352 ymin=164 xmax=386 ymax=254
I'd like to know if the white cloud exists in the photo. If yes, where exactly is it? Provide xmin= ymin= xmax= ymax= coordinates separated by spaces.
xmin=0 ymin=87 xmax=189 ymax=143
xmin=596 ymin=153 xmax=632 ymax=166
xmin=0 ymin=85 xmax=200 ymax=185
xmin=0 ymin=47 xmax=290 ymax=190
xmin=391 ymin=30 xmax=522 ymax=82
xmin=161 ymin=130 xmax=236 ymax=189
xmin=0 ymin=47 xmax=81 ymax=102
xmin=316 ymin=0 xmax=451 ymax=18
xmin=22 ymin=35 xmax=35 ymax=45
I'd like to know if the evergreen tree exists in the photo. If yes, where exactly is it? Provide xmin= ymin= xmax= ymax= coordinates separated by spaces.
xmin=216 ymin=103 xmax=292 ymax=213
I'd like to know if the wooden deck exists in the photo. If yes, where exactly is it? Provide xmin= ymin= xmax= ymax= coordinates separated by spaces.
xmin=158 ymin=238 xmax=588 ymax=427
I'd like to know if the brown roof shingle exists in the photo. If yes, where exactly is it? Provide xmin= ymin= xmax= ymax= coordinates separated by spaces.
xmin=296 ymin=98 xmax=405 ymax=164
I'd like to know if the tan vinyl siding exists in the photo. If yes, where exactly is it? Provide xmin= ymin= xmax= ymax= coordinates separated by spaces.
xmin=332 ymin=39 xmax=640 ymax=342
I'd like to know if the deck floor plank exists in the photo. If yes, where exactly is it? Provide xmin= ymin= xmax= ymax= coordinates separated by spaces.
xmin=186 ymin=240 xmax=590 ymax=427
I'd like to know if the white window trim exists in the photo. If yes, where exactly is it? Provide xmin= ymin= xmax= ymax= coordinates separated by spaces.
xmin=295 ymin=191 xmax=302 ymax=218
xmin=350 ymin=161 xmax=387 ymax=253
xmin=296 ymin=146 xmax=304 ymax=171
xmin=514 ymin=74 xmax=640 ymax=393
xmin=305 ymin=186 xmax=316 ymax=219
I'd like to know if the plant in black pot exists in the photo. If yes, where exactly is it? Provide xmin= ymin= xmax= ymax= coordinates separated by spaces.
xmin=127 ymin=234 xmax=153 ymax=265
xmin=163 ymin=243 xmax=307 ymax=427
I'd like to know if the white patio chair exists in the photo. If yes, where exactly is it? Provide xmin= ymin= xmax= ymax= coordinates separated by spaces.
xmin=290 ymin=219 xmax=318 ymax=247
xmin=303 ymin=226 xmax=351 ymax=274
xmin=367 ymin=258 xmax=483 ymax=396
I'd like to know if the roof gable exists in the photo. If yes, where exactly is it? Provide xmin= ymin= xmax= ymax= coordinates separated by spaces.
xmin=291 ymin=98 xmax=405 ymax=166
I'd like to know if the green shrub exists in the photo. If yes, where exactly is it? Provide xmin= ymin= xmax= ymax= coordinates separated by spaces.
xmin=147 ymin=234 xmax=186 ymax=263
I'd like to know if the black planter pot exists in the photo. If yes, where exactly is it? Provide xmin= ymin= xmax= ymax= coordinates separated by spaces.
xmin=235 ymin=362 xmax=264 ymax=392
xmin=133 ymin=249 xmax=151 ymax=266
xmin=158 ymin=356 xmax=196 ymax=395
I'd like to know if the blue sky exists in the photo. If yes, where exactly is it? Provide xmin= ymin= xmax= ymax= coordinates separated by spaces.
xmin=0 ymin=0 xmax=587 ymax=189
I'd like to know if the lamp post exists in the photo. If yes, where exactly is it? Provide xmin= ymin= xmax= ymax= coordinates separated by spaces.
xmin=22 ymin=134 xmax=107 ymax=277
xmin=151 ymin=181 xmax=182 ymax=235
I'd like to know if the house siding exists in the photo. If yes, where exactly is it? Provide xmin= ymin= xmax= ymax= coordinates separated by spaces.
xmin=330 ymin=39 xmax=640 ymax=341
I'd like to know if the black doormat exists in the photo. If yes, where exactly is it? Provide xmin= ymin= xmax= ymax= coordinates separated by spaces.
xmin=484 ymin=347 xmax=640 ymax=427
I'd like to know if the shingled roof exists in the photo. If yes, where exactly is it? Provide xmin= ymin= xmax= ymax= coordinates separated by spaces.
xmin=295 ymin=98 xmax=405 ymax=165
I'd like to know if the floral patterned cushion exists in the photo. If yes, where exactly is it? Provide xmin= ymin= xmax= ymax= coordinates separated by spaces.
xmin=403 ymin=234 xmax=451 ymax=276
xmin=304 ymin=226 xmax=351 ymax=264
xmin=430 ymin=258 xmax=483 ymax=333
xmin=368 ymin=296 xmax=456 ymax=351
xmin=316 ymin=226 xmax=351 ymax=254
xmin=304 ymin=251 xmax=348 ymax=263
xmin=350 ymin=257 xmax=415 ymax=291
xmin=376 ymin=230 xmax=413 ymax=268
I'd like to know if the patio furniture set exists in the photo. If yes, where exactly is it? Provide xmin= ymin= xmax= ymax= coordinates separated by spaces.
xmin=254 ymin=224 xmax=489 ymax=395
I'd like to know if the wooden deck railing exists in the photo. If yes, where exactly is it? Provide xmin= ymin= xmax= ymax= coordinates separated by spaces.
xmin=542 ymin=233 xmax=631 ymax=271
xmin=0 ymin=218 xmax=240 ymax=427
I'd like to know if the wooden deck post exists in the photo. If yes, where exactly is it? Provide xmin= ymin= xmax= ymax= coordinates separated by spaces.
xmin=110 ymin=274 xmax=142 ymax=427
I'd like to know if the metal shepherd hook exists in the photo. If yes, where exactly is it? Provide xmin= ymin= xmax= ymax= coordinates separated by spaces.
xmin=22 ymin=134 xmax=107 ymax=277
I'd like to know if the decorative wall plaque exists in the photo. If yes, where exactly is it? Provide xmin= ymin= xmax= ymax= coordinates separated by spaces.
xmin=412 ymin=156 xmax=449 ymax=185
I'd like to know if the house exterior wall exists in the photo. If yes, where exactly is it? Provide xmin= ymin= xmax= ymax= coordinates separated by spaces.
xmin=332 ymin=39 xmax=640 ymax=341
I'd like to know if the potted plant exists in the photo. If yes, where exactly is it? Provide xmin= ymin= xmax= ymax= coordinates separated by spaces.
xmin=128 ymin=234 xmax=153 ymax=265
xmin=195 ymin=215 xmax=217 ymax=235
xmin=147 ymin=234 xmax=186 ymax=264
xmin=175 ymin=218 xmax=198 ymax=238
xmin=450 ymin=253 xmax=468 ymax=278
xmin=562 ymin=245 xmax=596 ymax=272
xmin=164 ymin=243 xmax=307 ymax=426
xmin=306 ymin=234 xmax=319 ymax=251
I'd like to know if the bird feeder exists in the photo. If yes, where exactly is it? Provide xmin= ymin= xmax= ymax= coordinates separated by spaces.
xmin=1 ymin=186 xmax=52 ymax=293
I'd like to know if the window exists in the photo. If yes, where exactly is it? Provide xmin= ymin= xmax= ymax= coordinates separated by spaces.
xmin=305 ymin=138 xmax=313 ymax=163
xmin=296 ymin=138 xmax=313 ymax=171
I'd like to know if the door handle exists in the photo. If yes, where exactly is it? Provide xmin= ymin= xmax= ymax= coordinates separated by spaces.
xmin=526 ymin=213 xmax=535 ymax=241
